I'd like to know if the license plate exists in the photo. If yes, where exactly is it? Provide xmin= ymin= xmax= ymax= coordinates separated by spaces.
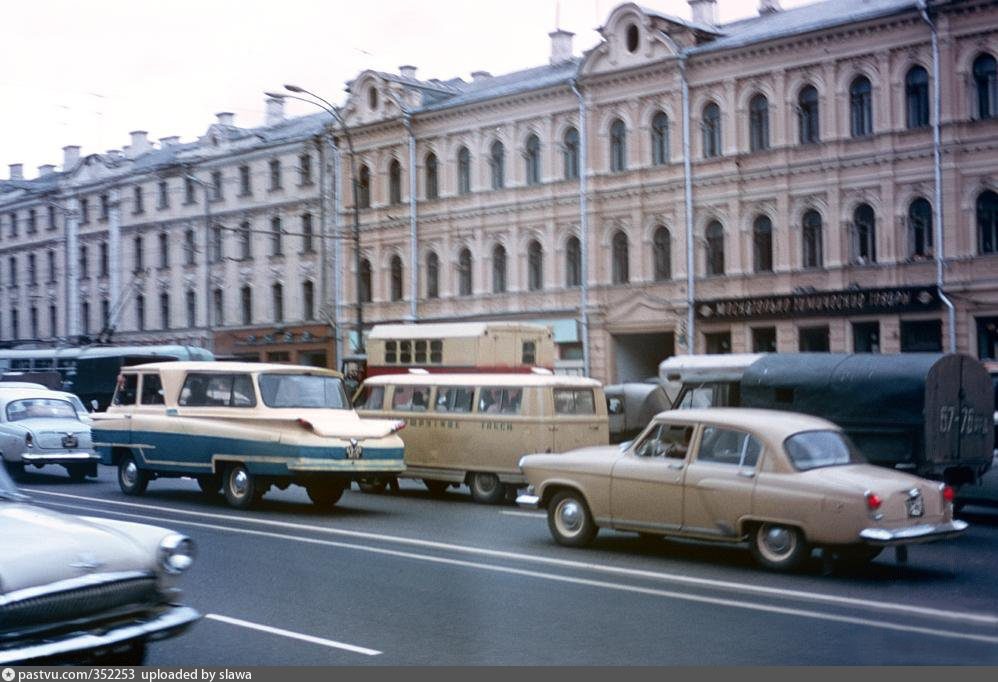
xmin=62 ymin=435 xmax=78 ymax=448
xmin=906 ymin=494 xmax=924 ymax=518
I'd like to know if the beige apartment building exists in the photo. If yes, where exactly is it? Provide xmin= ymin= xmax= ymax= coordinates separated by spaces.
xmin=2 ymin=0 xmax=997 ymax=382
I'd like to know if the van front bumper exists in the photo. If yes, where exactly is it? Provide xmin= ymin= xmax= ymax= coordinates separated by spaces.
xmin=858 ymin=519 xmax=968 ymax=545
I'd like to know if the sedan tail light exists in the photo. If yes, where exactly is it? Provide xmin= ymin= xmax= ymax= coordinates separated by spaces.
xmin=865 ymin=491 xmax=882 ymax=510
xmin=940 ymin=484 xmax=955 ymax=504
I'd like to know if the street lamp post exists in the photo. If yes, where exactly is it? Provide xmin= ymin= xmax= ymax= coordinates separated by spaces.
xmin=267 ymin=85 xmax=365 ymax=355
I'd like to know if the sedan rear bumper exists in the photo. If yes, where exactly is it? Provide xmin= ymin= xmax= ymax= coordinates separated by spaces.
xmin=858 ymin=519 xmax=968 ymax=546
xmin=20 ymin=452 xmax=100 ymax=465
xmin=0 ymin=604 xmax=200 ymax=664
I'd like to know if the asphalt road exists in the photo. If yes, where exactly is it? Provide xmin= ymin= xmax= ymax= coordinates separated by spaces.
xmin=16 ymin=467 xmax=998 ymax=666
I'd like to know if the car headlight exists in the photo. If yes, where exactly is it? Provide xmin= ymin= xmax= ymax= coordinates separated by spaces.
xmin=159 ymin=533 xmax=196 ymax=574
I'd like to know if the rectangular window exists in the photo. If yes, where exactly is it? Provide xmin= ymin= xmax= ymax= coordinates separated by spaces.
xmin=47 ymin=205 xmax=57 ymax=230
xmin=213 ymin=289 xmax=224 ymax=327
xmin=269 ymin=159 xmax=282 ymax=190
xmin=184 ymin=177 xmax=196 ymax=204
xmin=852 ymin=321 xmax=880 ymax=353
xmin=240 ymin=288 xmax=252 ymax=325
xmin=239 ymin=165 xmax=252 ymax=196
xmin=100 ymin=242 xmax=109 ymax=276
xmin=211 ymin=171 xmax=223 ymax=201
xmin=554 ymin=388 xmax=596 ymax=415
xmin=179 ymin=373 xmax=256 ymax=407
xmin=184 ymin=230 xmax=196 ymax=265
xmin=430 ymin=340 xmax=443 ymax=364
xmin=301 ymin=213 xmax=314 ymax=253
xmin=239 ymin=222 xmax=252 ymax=260
xmin=79 ymin=199 xmax=89 ymax=225
xmin=47 ymin=250 xmax=57 ymax=283
xmin=900 ymin=319 xmax=942 ymax=353
xmin=478 ymin=387 xmax=523 ymax=415
xmin=134 ymin=236 xmax=144 ymax=272
xmin=399 ymin=340 xmax=412 ymax=364
xmin=159 ymin=232 xmax=169 ymax=268
xmin=798 ymin=325 xmax=830 ymax=352
xmin=414 ymin=340 xmax=427 ymax=364
xmin=27 ymin=254 xmax=36 ymax=285
xmin=8 ymin=212 xmax=16 ymax=236
xmin=385 ymin=340 xmax=398 ymax=364
xmin=751 ymin=327 xmax=777 ymax=353
xmin=705 ymin=331 xmax=731 ymax=354
xmin=299 ymin=154 xmax=313 ymax=185
xmin=140 ymin=373 xmax=165 ymax=405
xmin=522 ymin=340 xmax=537 ymax=365
xmin=271 ymin=216 xmax=283 ymax=256
xmin=391 ymin=385 xmax=431 ymax=411
xmin=133 ymin=185 xmax=144 ymax=214
xmin=27 ymin=209 xmax=37 ymax=234
xmin=158 ymin=180 xmax=169 ymax=209
xmin=435 ymin=386 xmax=474 ymax=413
xmin=100 ymin=194 xmax=110 ymax=221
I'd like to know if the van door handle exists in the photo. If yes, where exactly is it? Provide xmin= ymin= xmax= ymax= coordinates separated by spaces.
xmin=667 ymin=462 xmax=685 ymax=470
xmin=738 ymin=470 xmax=755 ymax=478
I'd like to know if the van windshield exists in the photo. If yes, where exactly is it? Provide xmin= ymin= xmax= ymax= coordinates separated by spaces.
xmin=258 ymin=374 xmax=349 ymax=409
xmin=783 ymin=430 xmax=865 ymax=471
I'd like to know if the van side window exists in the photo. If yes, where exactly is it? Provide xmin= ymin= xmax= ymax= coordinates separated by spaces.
xmin=697 ymin=427 xmax=762 ymax=467
xmin=140 ymin=373 xmax=165 ymax=405
xmin=414 ymin=340 xmax=427 ymax=364
xmin=479 ymin=387 xmax=523 ymax=415
xmin=554 ymin=388 xmax=595 ymax=415
xmin=522 ymin=341 xmax=536 ymax=365
xmin=435 ymin=386 xmax=474 ymax=413
xmin=392 ymin=385 xmax=430 ymax=411
xmin=180 ymin=373 xmax=256 ymax=407
xmin=113 ymin=374 xmax=138 ymax=406
xmin=358 ymin=385 xmax=385 ymax=410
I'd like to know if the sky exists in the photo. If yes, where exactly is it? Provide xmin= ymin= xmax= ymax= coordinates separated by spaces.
xmin=0 ymin=0 xmax=809 ymax=178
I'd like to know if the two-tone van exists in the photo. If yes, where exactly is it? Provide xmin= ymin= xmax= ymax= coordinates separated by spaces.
xmin=92 ymin=362 xmax=406 ymax=509
xmin=354 ymin=372 xmax=608 ymax=503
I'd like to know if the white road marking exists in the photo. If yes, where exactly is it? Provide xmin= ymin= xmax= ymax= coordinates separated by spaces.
xmin=500 ymin=510 xmax=545 ymax=518
xmin=205 ymin=613 xmax=381 ymax=656
xmin=27 ymin=488 xmax=998 ymax=627
xmin=37 ymin=499 xmax=998 ymax=647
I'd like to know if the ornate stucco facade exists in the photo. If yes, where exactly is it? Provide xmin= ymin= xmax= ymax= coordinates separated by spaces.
xmin=2 ymin=0 xmax=998 ymax=382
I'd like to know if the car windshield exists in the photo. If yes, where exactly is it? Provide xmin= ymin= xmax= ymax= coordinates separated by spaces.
xmin=5 ymin=398 xmax=78 ymax=422
xmin=783 ymin=430 xmax=865 ymax=471
xmin=258 ymin=374 xmax=349 ymax=409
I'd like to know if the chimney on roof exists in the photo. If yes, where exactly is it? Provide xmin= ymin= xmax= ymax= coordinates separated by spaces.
xmin=106 ymin=149 xmax=123 ymax=161
xmin=159 ymin=136 xmax=180 ymax=148
xmin=215 ymin=112 xmax=235 ymax=127
xmin=265 ymin=96 xmax=285 ymax=126
xmin=38 ymin=164 xmax=55 ymax=177
xmin=399 ymin=65 xmax=417 ymax=80
xmin=127 ymin=130 xmax=150 ymax=158
xmin=549 ymin=29 xmax=574 ymax=65
xmin=688 ymin=0 xmax=718 ymax=25
xmin=471 ymin=70 xmax=492 ymax=82
xmin=8 ymin=164 xmax=23 ymax=181
xmin=758 ymin=0 xmax=781 ymax=14
xmin=62 ymin=145 xmax=81 ymax=170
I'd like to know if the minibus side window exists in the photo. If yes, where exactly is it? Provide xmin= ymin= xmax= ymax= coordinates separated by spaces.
xmin=554 ymin=388 xmax=595 ymax=415
xmin=385 ymin=341 xmax=397 ymax=364
xmin=392 ymin=385 xmax=430 ymax=411
xmin=436 ymin=386 xmax=473 ymax=413
xmin=415 ymin=340 xmax=427 ymax=364
xmin=430 ymin=340 xmax=443 ymax=364
xmin=358 ymin=385 xmax=385 ymax=410
xmin=140 ymin=373 xmax=165 ymax=405
xmin=400 ymin=341 xmax=412 ymax=364
xmin=522 ymin=341 xmax=536 ymax=365
xmin=480 ymin=387 xmax=523 ymax=414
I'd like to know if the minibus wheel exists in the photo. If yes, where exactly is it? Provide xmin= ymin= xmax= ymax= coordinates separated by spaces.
xmin=117 ymin=453 xmax=149 ymax=496
xmin=224 ymin=463 xmax=257 ymax=509
xmin=469 ymin=472 xmax=505 ymax=505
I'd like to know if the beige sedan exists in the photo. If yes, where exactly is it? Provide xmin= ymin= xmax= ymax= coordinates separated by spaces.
xmin=517 ymin=408 xmax=968 ymax=571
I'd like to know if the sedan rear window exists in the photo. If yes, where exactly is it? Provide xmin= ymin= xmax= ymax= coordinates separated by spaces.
xmin=6 ymin=398 xmax=78 ymax=421
xmin=783 ymin=430 xmax=865 ymax=471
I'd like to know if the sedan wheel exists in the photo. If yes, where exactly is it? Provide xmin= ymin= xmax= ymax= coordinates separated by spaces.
xmin=547 ymin=490 xmax=597 ymax=548
xmin=750 ymin=523 xmax=808 ymax=571
xmin=117 ymin=454 xmax=149 ymax=496
xmin=224 ymin=464 xmax=257 ymax=509
xmin=307 ymin=481 xmax=346 ymax=508
xmin=469 ymin=472 xmax=505 ymax=505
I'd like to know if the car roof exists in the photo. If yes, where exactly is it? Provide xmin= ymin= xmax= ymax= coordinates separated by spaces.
xmin=362 ymin=372 xmax=602 ymax=388
xmin=0 ymin=382 xmax=49 ymax=390
xmin=654 ymin=408 xmax=839 ymax=439
xmin=0 ymin=388 xmax=75 ymax=403
xmin=123 ymin=361 xmax=342 ymax=377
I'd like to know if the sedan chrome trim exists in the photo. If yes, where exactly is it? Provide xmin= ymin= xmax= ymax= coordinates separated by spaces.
xmin=858 ymin=519 xmax=968 ymax=545
xmin=0 ymin=571 xmax=152 ymax=608
xmin=20 ymin=452 xmax=99 ymax=462
xmin=0 ymin=604 xmax=200 ymax=664
xmin=516 ymin=494 xmax=541 ymax=510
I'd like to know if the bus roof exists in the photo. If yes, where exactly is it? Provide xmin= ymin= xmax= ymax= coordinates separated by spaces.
xmin=368 ymin=322 xmax=552 ymax=340
xmin=361 ymin=372 xmax=601 ymax=388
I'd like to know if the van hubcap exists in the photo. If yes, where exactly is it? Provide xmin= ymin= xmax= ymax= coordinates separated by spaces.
xmin=121 ymin=460 xmax=138 ymax=486
xmin=231 ymin=469 xmax=249 ymax=496
xmin=556 ymin=499 xmax=583 ymax=535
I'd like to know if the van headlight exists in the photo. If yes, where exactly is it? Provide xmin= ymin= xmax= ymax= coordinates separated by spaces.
xmin=159 ymin=534 xmax=196 ymax=574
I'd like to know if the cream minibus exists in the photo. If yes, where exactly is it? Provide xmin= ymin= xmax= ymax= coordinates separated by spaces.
xmin=354 ymin=372 xmax=609 ymax=504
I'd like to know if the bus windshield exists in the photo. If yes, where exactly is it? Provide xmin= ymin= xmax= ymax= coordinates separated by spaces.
xmin=258 ymin=374 xmax=349 ymax=409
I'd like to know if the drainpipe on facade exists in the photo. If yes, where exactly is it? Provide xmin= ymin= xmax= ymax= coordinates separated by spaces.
xmin=571 ymin=79 xmax=591 ymax=378
xmin=918 ymin=0 xmax=957 ymax=352
xmin=679 ymin=56 xmax=696 ymax=355
xmin=330 ymin=138 xmax=345 ymax=366
xmin=63 ymin=200 xmax=80 ymax=339
xmin=402 ymin=111 xmax=418 ymax=322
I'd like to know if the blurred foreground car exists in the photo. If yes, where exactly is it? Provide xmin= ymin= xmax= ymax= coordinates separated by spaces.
xmin=0 ymin=465 xmax=199 ymax=664
xmin=518 ymin=408 xmax=967 ymax=571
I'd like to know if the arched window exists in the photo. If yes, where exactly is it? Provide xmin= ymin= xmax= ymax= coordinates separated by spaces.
xmin=457 ymin=146 xmax=471 ymax=195
xmin=798 ymin=85 xmax=820 ymax=144
xmin=457 ymin=248 xmax=473 ymax=296
xmin=426 ymin=251 xmax=439 ymax=299
xmin=852 ymin=203 xmax=876 ymax=264
xmin=653 ymin=226 xmax=671 ymax=281
xmin=906 ymin=66 xmax=930 ymax=129
xmin=563 ymin=127 xmax=580 ymax=180
xmin=753 ymin=215 xmax=773 ymax=273
xmin=390 ymin=255 xmax=403 ymax=301
xmin=359 ymin=258 xmax=372 ymax=303
xmin=425 ymin=153 xmax=439 ymax=200
xmin=490 ymin=140 xmax=505 ymax=190
xmin=565 ymin=236 xmax=581 ymax=287
xmin=611 ymin=231 xmax=629 ymax=284
xmin=492 ymin=244 xmax=507 ymax=293
xmin=272 ymin=282 xmax=284 ymax=322
xmin=527 ymin=240 xmax=544 ymax=291
xmin=973 ymin=54 xmax=997 ymax=120
xmin=802 ymin=210 xmax=823 ymax=268
xmin=609 ymin=119 xmax=626 ymax=172
xmin=702 ymin=103 xmax=721 ymax=158
xmin=908 ymin=197 xmax=933 ymax=258
xmin=749 ymin=94 xmax=769 ymax=152
xmin=705 ymin=221 xmax=725 ymax=276
xmin=978 ymin=190 xmax=998 ymax=254
xmin=357 ymin=164 xmax=371 ymax=208
xmin=388 ymin=159 xmax=402 ymax=205
xmin=651 ymin=111 xmax=669 ymax=165
xmin=525 ymin=134 xmax=541 ymax=185
xmin=850 ymin=76 xmax=873 ymax=137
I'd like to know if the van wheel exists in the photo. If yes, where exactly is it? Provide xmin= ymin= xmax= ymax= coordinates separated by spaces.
xmin=117 ymin=454 xmax=149 ymax=495
xmin=357 ymin=477 xmax=388 ymax=494
xmin=307 ymin=481 xmax=346 ymax=508
xmin=66 ymin=464 xmax=89 ymax=482
xmin=469 ymin=472 xmax=505 ymax=505
xmin=547 ymin=490 xmax=597 ymax=547
xmin=197 ymin=474 xmax=222 ymax=496
xmin=750 ymin=523 xmax=808 ymax=571
xmin=224 ymin=464 xmax=257 ymax=509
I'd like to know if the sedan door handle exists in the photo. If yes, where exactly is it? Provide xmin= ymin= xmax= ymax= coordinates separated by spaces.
xmin=667 ymin=462 xmax=685 ymax=470
xmin=738 ymin=470 xmax=755 ymax=478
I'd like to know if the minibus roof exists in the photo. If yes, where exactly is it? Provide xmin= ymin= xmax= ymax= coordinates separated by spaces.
xmin=368 ymin=322 xmax=551 ymax=340
xmin=361 ymin=372 xmax=602 ymax=388
xmin=124 ymin=361 xmax=342 ymax=377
